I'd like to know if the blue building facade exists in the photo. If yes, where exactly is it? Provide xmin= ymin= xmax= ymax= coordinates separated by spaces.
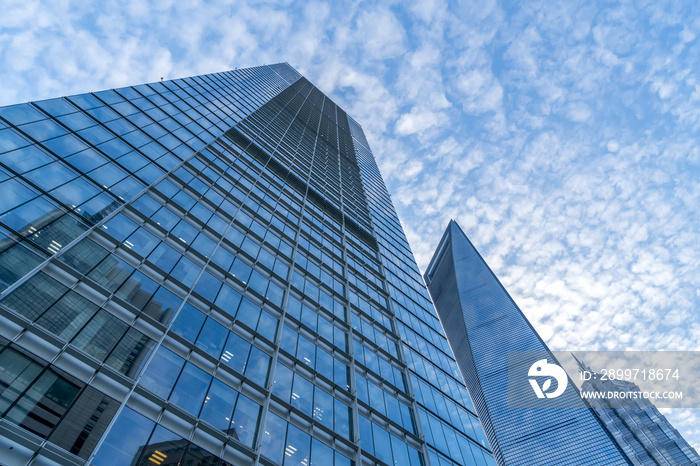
xmin=578 ymin=359 xmax=700 ymax=465
xmin=424 ymin=220 xmax=632 ymax=466
xmin=0 ymin=64 xmax=493 ymax=466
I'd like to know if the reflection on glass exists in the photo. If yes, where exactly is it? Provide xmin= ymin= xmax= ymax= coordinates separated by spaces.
xmin=5 ymin=369 xmax=81 ymax=438
xmin=229 ymin=394 xmax=260 ymax=448
xmin=92 ymin=408 xmax=155 ymax=466
xmin=199 ymin=378 xmax=237 ymax=431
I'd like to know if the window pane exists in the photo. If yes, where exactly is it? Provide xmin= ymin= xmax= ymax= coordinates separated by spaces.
xmin=116 ymin=271 xmax=159 ymax=311
xmin=170 ymin=303 xmax=206 ymax=342
xmin=142 ymin=286 xmax=181 ymax=325
xmin=335 ymin=398 xmax=351 ymax=440
xmin=0 ymin=348 xmax=43 ymax=414
xmin=103 ymin=213 xmax=138 ymax=242
xmin=290 ymin=374 xmax=313 ymax=416
xmin=49 ymin=386 xmax=118 ymax=459
xmin=0 ymin=198 xmax=63 ymax=233
xmin=0 ymin=235 xmax=45 ymax=292
xmin=0 ymin=178 xmax=37 ymax=216
xmin=148 ymin=242 xmax=180 ymax=273
xmin=169 ymin=363 xmax=210 ymax=416
xmin=104 ymin=328 xmax=155 ymax=379
xmin=6 ymin=369 xmax=81 ymax=438
xmin=180 ymin=443 xmax=221 ymax=466
xmin=87 ymin=255 xmax=134 ymax=293
xmin=124 ymin=228 xmax=160 ymax=258
xmin=271 ymin=363 xmax=293 ymax=402
xmin=391 ymin=434 xmax=410 ymax=466
xmin=139 ymin=347 xmax=184 ymax=399
xmin=91 ymin=407 xmax=155 ymax=466
xmin=58 ymin=237 xmax=108 ymax=274
xmin=0 ymin=104 xmax=45 ymax=125
xmin=195 ymin=318 xmax=228 ymax=358
xmin=65 ymin=148 xmax=109 ymax=173
xmin=230 ymin=394 xmax=260 ymax=447
xmin=312 ymin=387 xmax=333 ymax=429
xmin=1 ymin=272 xmax=67 ymax=321
xmin=169 ymin=255 xmax=200 ymax=287
xmin=310 ymin=438 xmax=333 ymax=466
xmin=214 ymin=284 xmax=242 ymax=317
xmin=2 ymin=145 xmax=55 ymax=174
xmin=283 ymin=424 xmax=310 ymax=466
xmin=199 ymin=378 xmax=237 ymax=431
xmin=72 ymin=310 xmax=128 ymax=362
xmin=359 ymin=415 xmax=373 ymax=455
xmin=136 ymin=424 xmax=186 ymax=466
xmin=219 ymin=332 xmax=250 ymax=373
xmin=192 ymin=271 xmax=222 ymax=303
xmin=260 ymin=412 xmax=286 ymax=464
xmin=244 ymin=346 xmax=270 ymax=386
xmin=35 ymin=290 xmax=100 ymax=341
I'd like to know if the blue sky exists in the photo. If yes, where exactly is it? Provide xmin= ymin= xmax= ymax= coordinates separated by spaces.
xmin=2 ymin=0 xmax=699 ymax=449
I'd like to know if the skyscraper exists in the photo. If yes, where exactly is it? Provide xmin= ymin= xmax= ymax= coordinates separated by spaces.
xmin=0 ymin=64 xmax=493 ymax=466
xmin=424 ymin=220 xmax=632 ymax=465
xmin=577 ymin=358 xmax=700 ymax=465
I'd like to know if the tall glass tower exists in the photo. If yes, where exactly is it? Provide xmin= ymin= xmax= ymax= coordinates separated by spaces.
xmin=424 ymin=221 xmax=632 ymax=466
xmin=578 ymin=359 xmax=700 ymax=465
xmin=0 ymin=64 xmax=493 ymax=466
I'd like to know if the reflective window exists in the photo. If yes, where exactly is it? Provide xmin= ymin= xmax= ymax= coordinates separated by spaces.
xmin=169 ymin=362 xmax=210 ymax=416
xmin=135 ymin=424 xmax=186 ymax=466
xmin=195 ymin=318 xmax=228 ymax=358
xmin=36 ymin=290 xmax=100 ymax=341
xmin=2 ymin=144 xmax=55 ymax=174
xmin=0 ymin=227 xmax=46 ymax=292
xmin=199 ymin=378 xmax=238 ymax=431
xmin=284 ymin=424 xmax=310 ymax=466
xmin=91 ymin=407 xmax=155 ymax=466
xmin=87 ymin=255 xmax=134 ymax=293
xmin=260 ymin=412 xmax=286 ymax=464
xmin=5 ymin=368 xmax=80 ymax=438
xmin=139 ymin=346 xmax=185 ymax=399
xmin=1 ymin=272 xmax=67 ymax=321
xmin=170 ymin=302 xmax=206 ymax=342
xmin=0 ymin=103 xmax=46 ymax=125
xmin=0 ymin=348 xmax=43 ymax=414
xmin=72 ymin=310 xmax=128 ymax=362
xmin=104 ymin=328 xmax=155 ymax=378
xmin=229 ymin=393 xmax=260 ymax=447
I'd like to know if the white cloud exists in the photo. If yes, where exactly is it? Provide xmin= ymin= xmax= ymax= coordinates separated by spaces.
xmin=354 ymin=7 xmax=407 ymax=61
xmin=455 ymin=68 xmax=504 ymax=114
xmin=395 ymin=107 xmax=445 ymax=135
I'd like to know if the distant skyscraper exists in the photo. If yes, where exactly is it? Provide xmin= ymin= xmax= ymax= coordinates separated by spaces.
xmin=0 ymin=64 xmax=493 ymax=466
xmin=577 ymin=358 xmax=700 ymax=466
xmin=424 ymin=220 xmax=632 ymax=465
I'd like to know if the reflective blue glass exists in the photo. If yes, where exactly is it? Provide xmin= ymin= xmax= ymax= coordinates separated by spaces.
xmin=139 ymin=346 xmax=184 ymax=399
xmin=91 ymin=408 xmax=155 ymax=466
xmin=169 ymin=362 xmax=210 ymax=416
xmin=425 ymin=221 xmax=630 ymax=465
xmin=199 ymin=378 xmax=237 ymax=430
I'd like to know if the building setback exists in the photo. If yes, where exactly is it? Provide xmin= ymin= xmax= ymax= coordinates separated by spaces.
xmin=0 ymin=64 xmax=493 ymax=466
xmin=424 ymin=220 xmax=632 ymax=466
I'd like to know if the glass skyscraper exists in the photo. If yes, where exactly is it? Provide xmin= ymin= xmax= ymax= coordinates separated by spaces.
xmin=424 ymin=220 xmax=632 ymax=465
xmin=577 ymin=358 xmax=700 ymax=465
xmin=0 ymin=64 xmax=493 ymax=466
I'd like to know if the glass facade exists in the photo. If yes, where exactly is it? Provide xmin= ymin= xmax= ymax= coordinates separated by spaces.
xmin=0 ymin=64 xmax=493 ymax=466
xmin=424 ymin=220 xmax=632 ymax=465
xmin=578 ymin=360 xmax=700 ymax=465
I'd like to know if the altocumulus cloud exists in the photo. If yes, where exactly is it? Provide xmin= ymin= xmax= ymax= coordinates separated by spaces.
xmin=1 ymin=0 xmax=699 ymax=449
